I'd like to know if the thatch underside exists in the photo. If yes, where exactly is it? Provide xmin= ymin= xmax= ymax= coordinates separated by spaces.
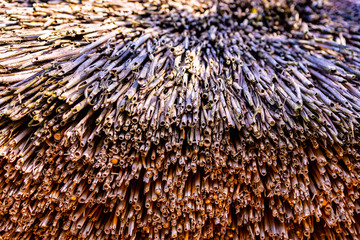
xmin=0 ymin=0 xmax=360 ymax=239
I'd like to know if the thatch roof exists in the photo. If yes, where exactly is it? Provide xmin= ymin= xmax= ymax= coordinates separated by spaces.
xmin=0 ymin=0 xmax=360 ymax=239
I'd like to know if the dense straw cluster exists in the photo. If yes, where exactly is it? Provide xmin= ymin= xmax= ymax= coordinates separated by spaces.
xmin=1 ymin=0 xmax=360 ymax=239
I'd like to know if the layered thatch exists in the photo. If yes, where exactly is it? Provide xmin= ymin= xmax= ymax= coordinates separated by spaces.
xmin=0 ymin=0 xmax=360 ymax=239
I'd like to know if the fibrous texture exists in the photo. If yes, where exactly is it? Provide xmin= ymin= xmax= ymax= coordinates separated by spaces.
xmin=0 ymin=0 xmax=360 ymax=239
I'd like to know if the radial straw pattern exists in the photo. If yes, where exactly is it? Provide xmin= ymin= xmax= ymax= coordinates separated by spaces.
xmin=0 ymin=0 xmax=360 ymax=239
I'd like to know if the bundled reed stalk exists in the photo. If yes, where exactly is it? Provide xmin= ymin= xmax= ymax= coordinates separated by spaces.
xmin=0 ymin=0 xmax=360 ymax=239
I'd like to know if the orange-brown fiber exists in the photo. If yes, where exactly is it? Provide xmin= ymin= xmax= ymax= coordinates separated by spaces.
xmin=0 ymin=0 xmax=360 ymax=239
